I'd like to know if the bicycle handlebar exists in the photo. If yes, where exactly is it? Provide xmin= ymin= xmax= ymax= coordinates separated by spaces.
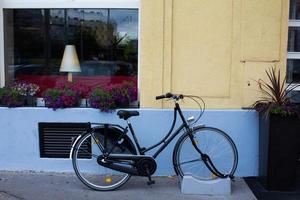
xmin=155 ymin=93 xmax=183 ymax=100
xmin=155 ymin=93 xmax=206 ymax=126
xmin=155 ymin=94 xmax=167 ymax=100
xmin=155 ymin=93 xmax=173 ymax=100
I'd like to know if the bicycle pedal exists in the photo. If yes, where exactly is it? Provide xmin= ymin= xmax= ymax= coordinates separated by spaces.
xmin=147 ymin=180 xmax=155 ymax=185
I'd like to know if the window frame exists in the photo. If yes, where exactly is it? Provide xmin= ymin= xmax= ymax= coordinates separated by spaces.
xmin=287 ymin=17 xmax=300 ymax=91
xmin=0 ymin=0 xmax=140 ymax=91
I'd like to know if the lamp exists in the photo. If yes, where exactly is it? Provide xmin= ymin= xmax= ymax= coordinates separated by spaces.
xmin=59 ymin=45 xmax=81 ymax=82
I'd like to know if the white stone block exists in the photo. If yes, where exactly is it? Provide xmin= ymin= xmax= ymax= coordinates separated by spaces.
xmin=79 ymin=99 xmax=87 ymax=107
xmin=181 ymin=175 xmax=231 ymax=195
xmin=36 ymin=98 xmax=45 ymax=107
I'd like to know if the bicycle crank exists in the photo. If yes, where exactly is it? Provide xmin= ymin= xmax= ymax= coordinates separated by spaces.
xmin=97 ymin=154 xmax=157 ymax=176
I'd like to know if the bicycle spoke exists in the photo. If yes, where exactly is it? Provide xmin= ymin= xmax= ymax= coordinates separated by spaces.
xmin=210 ymin=147 xmax=232 ymax=160
xmin=75 ymin=147 xmax=99 ymax=159
xmin=174 ymin=127 xmax=238 ymax=180
xmin=72 ymin=131 xmax=137 ymax=191
xmin=179 ymin=158 xmax=202 ymax=166
xmin=91 ymin=132 xmax=105 ymax=152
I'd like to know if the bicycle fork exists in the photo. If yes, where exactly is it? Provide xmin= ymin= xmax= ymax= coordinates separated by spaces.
xmin=187 ymin=132 xmax=234 ymax=180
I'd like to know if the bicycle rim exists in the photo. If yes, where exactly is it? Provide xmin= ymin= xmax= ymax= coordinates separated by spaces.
xmin=72 ymin=132 xmax=134 ymax=191
xmin=174 ymin=127 xmax=238 ymax=180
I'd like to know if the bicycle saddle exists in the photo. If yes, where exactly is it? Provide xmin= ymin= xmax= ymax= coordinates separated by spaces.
xmin=117 ymin=110 xmax=139 ymax=120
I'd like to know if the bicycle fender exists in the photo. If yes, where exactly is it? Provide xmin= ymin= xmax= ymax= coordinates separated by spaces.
xmin=69 ymin=134 xmax=82 ymax=159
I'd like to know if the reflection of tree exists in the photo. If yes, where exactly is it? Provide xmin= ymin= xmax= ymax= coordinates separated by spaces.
xmin=11 ymin=9 xmax=138 ymax=75
xmin=95 ymin=23 xmax=113 ymax=46
xmin=50 ymin=8 xmax=138 ymax=66
xmin=72 ymin=20 xmax=137 ymax=64
xmin=72 ymin=21 xmax=111 ymax=60
xmin=14 ymin=29 xmax=44 ymax=62
xmin=111 ymin=32 xmax=128 ymax=60
xmin=13 ymin=9 xmax=44 ymax=64
xmin=123 ymin=40 xmax=136 ymax=60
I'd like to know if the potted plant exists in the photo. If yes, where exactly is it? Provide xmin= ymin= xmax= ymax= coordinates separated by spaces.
xmin=11 ymin=82 xmax=40 ymax=106
xmin=56 ymin=81 xmax=90 ymax=107
xmin=108 ymin=81 xmax=138 ymax=108
xmin=252 ymin=67 xmax=300 ymax=191
xmin=89 ymin=87 xmax=115 ymax=112
xmin=0 ymin=87 xmax=24 ymax=107
xmin=0 ymin=87 xmax=8 ymax=106
xmin=43 ymin=88 xmax=79 ymax=110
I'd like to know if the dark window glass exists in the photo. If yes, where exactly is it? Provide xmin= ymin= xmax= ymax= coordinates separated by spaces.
xmin=289 ymin=0 xmax=300 ymax=19
xmin=288 ymin=1 xmax=300 ymax=102
xmin=287 ymin=59 xmax=300 ymax=83
xmin=287 ymin=27 xmax=300 ymax=52
xmin=287 ymin=90 xmax=300 ymax=103
xmin=49 ymin=9 xmax=66 ymax=69
xmin=3 ymin=8 xmax=138 ymax=99
xmin=4 ymin=9 xmax=45 ymax=83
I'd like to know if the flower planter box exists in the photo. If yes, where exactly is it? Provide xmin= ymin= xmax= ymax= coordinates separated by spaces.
xmin=259 ymin=113 xmax=300 ymax=191
xmin=23 ymin=96 xmax=37 ymax=107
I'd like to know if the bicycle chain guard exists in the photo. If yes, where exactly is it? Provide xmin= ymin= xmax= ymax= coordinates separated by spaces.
xmin=97 ymin=154 xmax=157 ymax=176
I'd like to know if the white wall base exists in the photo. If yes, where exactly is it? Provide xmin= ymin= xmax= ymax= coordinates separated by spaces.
xmin=181 ymin=175 xmax=231 ymax=195
xmin=0 ymin=108 xmax=259 ymax=176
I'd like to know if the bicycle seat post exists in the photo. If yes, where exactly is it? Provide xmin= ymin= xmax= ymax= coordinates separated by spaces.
xmin=125 ymin=118 xmax=144 ymax=154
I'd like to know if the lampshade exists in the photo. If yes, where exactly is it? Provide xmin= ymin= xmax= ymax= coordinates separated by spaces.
xmin=59 ymin=45 xmax=81 ymax=72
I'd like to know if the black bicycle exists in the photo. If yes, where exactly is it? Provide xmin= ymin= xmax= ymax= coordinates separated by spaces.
xmin=70 ymin=93 xmax=238 ymax=191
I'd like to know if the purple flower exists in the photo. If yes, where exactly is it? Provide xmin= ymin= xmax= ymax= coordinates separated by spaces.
xmin=43 ymin=88 xmax=79 ymax=110
xmin=89 ymin=87 xmax=115 ymax=112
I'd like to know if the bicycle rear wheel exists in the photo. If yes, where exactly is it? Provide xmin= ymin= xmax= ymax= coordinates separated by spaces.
xmin=173 ymin=127 xmax=238 ymax=180
xmin=72 ymin=128 xmax=137 ymax=191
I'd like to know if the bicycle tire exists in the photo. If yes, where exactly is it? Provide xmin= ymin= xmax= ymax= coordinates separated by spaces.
xmin=173 ymin=126 xmax=238 ymax=180
xmin=72 ymin=128 xmax=137 ymax=191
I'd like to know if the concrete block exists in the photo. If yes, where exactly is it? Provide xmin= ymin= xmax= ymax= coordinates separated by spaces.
xmin=181 ymin=175 xmax=231 ymax=195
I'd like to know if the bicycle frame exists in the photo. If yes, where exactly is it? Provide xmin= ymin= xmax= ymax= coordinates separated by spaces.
xmin=71 ymin=94 xmax=236 ymax=193
xmin=127 ymin=102 xmax=192 ymax=158
xmin=124 ymin=103 xmax=231 ymax=179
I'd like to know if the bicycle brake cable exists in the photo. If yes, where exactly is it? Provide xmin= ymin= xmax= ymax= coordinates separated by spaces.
xmin=163 ymin=93 xmax=205 ymax=125
xmin=183 ymin=95 xmax=205 ymax=125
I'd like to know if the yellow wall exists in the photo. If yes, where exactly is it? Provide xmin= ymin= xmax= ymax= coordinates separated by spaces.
xmin=139 ymin=0 xmax=289 ymax=109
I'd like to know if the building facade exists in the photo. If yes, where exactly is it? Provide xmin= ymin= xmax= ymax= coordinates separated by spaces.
xmin=0 ymin=0 xmax=296 ymax=176
xmin=140 ymin=0 xmax=290 ymax=109
xmin=0 ymin=0 xmax=293 ymax=109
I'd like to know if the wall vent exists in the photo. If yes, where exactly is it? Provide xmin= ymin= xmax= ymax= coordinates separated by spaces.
xmin=39 ymin=122 xmax=91 ymax=158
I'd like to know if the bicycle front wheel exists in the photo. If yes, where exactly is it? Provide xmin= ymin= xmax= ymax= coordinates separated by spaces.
xmin=173 ymin=127 xmax=238 ymax=180
xmin=72 ymin=129 xmax=137 ymax=191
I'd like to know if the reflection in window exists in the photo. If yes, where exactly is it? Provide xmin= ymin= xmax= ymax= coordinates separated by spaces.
xmin=288 ymin=27 xmax=300 ymax=52
xmin=4 ymin=9 xmax=138 ymax=97
xmin=287 ymin=59 xmax=300 ymax=83
xmin=288 ymin=0 xmax=300 ymax=96
xmin=287 ymin=90 xmax=300 ymax=103
xmin=290 ymin=0 xmax=300 ymax=20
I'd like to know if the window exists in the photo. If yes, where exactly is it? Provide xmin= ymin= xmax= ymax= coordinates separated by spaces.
xmin=0 ymin=0 xmax=140 ymax=103
xmin=288 ymin=0 xmax=300 ymax=102
xmin=2 ymin=5 xmax=138 ymax=99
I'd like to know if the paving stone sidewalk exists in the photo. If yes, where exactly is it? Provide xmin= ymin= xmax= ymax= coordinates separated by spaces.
xmin=0 ymin=171 xmax=256 ymax=200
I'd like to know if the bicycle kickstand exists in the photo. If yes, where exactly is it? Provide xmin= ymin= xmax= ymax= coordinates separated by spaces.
xmin=145 ymin=167 xmax=155 ymax=185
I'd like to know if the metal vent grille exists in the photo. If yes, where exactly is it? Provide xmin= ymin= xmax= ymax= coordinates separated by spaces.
xmin=39 ymin=123 xmax=91 ymax=158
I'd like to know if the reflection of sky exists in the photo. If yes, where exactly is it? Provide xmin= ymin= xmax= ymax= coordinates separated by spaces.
xmin=48 ymin=9 xmax=138 ymax=39
xmin=69 ymin=9 xmax=108 ymax=21
xmin=110 ymin=10 xmax=138 ymax=39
